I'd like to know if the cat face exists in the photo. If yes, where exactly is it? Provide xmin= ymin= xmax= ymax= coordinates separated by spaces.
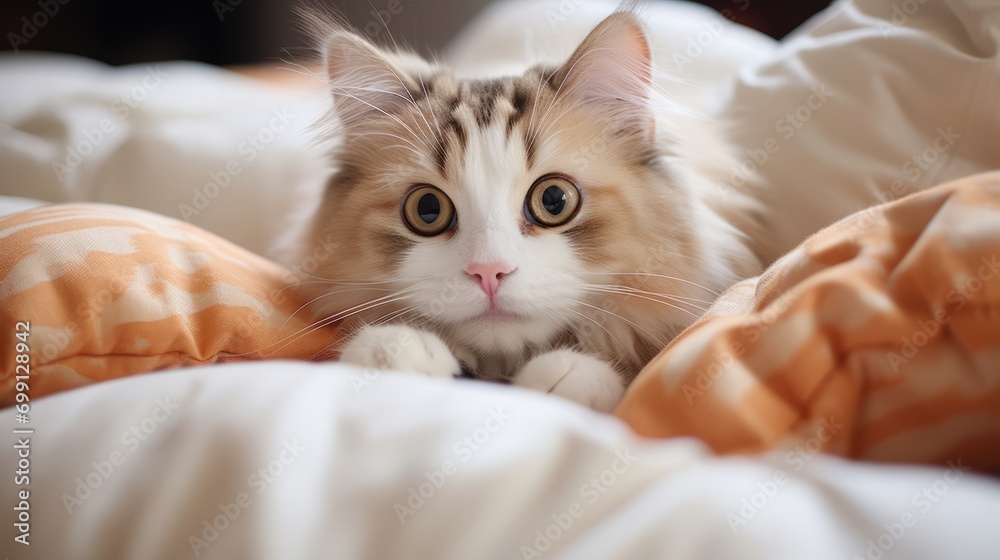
xmin=385 ymin=75 xmax=651 ymax=359
xmin=299 ymin=12 xmax=755 ymax=374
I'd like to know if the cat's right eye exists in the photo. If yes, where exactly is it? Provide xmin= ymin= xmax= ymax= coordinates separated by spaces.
xmin=403 ymin=185 xmax=456 ymax=236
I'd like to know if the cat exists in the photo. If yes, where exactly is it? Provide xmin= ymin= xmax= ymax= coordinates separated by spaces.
xmin=293 ymin=6 xmax=763 ymax=411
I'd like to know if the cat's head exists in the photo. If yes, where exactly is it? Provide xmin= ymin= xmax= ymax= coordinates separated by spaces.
xmin=297 ymin=10 xmax=758 ymax=374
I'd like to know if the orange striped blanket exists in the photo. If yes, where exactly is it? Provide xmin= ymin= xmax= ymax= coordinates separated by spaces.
xmin=616 ymin=172 xmax=1000 ymax=471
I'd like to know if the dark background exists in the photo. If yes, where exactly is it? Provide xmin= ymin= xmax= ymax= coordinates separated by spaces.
xmin=0 ymin=0 xmax=832 ymax=66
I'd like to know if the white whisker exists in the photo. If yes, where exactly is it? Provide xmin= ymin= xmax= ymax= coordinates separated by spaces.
xmin=580 ymin=272 xmax=721 ymax=296
xmin=593 ymin=284 xmax=715 ymax=306
xmin=582 ymin=287 xmax=703 ymax=319
xmin=570 ymin=299 xmax=665 ymax=347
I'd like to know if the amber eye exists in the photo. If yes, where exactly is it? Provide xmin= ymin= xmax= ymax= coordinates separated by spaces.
xmin=525 ymin=175 xmax=581 ymax=227
xmin=403 ymin=185 xmax=455 ymax=236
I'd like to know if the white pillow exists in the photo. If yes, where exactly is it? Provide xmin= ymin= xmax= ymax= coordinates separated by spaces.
xmin=445 ymin=0 xmax=777 ymax=115
xmin=0 ymin=53 xmax=330 ymax=256
xmin=716 ymin=0 xmax=1000 ymax=262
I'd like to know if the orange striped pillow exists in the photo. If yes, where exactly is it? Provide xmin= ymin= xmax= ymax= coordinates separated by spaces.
xmin=0 ymin=203 xmax=342 ymax=406
xmin=616 ymin=172 xmax=1000 ymax=471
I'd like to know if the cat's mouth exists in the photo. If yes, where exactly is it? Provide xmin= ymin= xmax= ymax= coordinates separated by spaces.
xmin=461 ymin=300 xmax=526 ymax=322
xmin=443 ymin=299 xmax=564 ymax=356
xmin=480 ymin=306 xmax=523 ymax=321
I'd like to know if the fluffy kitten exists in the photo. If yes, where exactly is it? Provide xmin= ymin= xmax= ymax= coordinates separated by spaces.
xmin=294 ymin=8 xmax=762 ymax=411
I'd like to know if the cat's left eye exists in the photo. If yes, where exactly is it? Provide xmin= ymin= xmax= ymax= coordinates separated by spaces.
xmin=525 ymin=175 xmax=581 ymax=227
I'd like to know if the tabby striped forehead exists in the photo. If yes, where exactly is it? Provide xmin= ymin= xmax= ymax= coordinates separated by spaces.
xmin=415 ymin=67 xmax=558 ymax=176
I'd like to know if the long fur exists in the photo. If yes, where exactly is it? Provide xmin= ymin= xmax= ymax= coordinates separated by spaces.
xmin=292 ymin=5 xmax=763 ymax=384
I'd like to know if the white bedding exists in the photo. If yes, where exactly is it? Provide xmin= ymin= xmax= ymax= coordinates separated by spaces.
xmin=0 ymin=54 xmax=331 ymax=257
xmin=2 ymin=0 xmax=1000 ymax=558
xmin=3 ymin=361 xmax=999 ymax=559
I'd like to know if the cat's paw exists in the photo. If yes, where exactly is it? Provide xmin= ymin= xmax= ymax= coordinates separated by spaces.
xmin=339 ymin=325 xmax=460 ymax=379
xmin=512 ymin=350 xmax=625 ymax=412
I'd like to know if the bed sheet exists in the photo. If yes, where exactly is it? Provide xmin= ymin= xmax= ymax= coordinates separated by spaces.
xmin=2 ymin=361 xmax=999 ymax=559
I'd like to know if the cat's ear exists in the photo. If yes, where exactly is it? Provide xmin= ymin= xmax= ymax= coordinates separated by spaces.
xmin=323 ymin=30 xmax=416 ymax=129
xmin=552 ymin=12 xmax=654 ymax=134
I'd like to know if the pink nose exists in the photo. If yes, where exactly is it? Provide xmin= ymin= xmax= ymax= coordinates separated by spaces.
xmin=465 ymin=261 xmax=513 ymax=298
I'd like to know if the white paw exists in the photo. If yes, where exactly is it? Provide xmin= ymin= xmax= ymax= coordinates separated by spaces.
xmin=339 ymin=325 xmax=459 ymax=379
xmin=513 ymin=350 xmax=625 ymax=412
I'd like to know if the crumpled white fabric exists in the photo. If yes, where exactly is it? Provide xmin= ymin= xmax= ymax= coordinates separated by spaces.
xmin=2 ymin=361 xmax=999 ymax=560
xmin=715 ymin=0 xmax=1000 ymax=262
xmin=445 ymin=0 xmax=777 ymax=114
xmin=0 ymin=53 xmax=330 ymax=256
